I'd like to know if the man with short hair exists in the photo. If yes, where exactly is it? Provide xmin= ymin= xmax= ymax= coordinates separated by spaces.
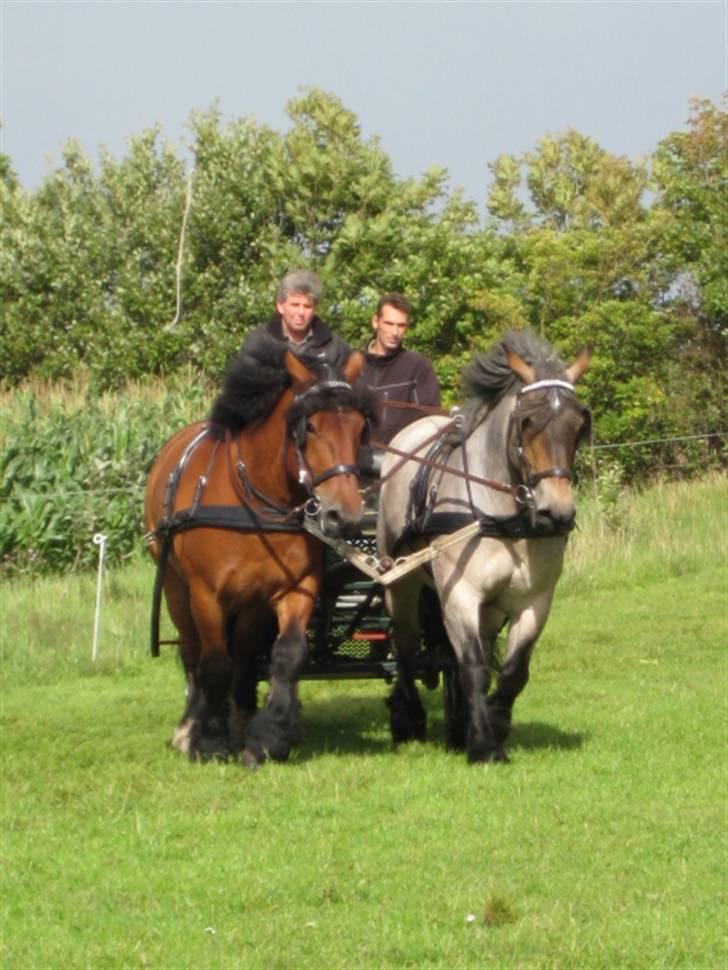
xmin=240 ymin=269 xmax=351 ymax=371
xmin=361 ymin=293 xmax=441 ymax=447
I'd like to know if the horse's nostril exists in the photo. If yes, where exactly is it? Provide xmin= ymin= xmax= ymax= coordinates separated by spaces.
xmin=322 ymin=509 xmax=344 ymax=536
xmin=321 ymin=507 xmax=360 ymax=538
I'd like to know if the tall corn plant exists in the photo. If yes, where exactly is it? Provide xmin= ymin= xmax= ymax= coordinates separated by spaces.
xmin=1 ymin=377 xmax=211 ymax=576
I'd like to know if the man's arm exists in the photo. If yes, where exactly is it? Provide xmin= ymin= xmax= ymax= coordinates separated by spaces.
xmin=414 ymin=355 xmax=441 ymax=407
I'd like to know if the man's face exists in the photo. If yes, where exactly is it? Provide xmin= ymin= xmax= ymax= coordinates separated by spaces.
xmin=277 ymin=291 xmax=316 ymax=342
xmin=371 ymin=304 xmax=410 ymax=354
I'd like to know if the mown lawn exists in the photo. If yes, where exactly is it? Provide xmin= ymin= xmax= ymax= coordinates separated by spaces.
xmin=1 ymin=477 xmax=726 ymax=969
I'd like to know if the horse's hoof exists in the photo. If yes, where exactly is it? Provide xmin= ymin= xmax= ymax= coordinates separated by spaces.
xmin=193 ymin=736 xmax=230 ymax=763
xmin=170 ymin=718 xmax=194 ymax=755
xmin=241 ymin=749 xmax=260 ymax=771
xmin=467 ymin=744 xmax=509 ymax=765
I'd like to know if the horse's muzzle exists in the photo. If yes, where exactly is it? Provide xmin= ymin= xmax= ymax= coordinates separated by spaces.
xmin=533 ymin=509 xmax=576 ymax=535
xmin=319 ymin=504 xmax=362 ymax=539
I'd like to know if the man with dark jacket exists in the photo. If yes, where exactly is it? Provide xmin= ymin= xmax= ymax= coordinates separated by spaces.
xmin=240 ymin=269 xmax=351 ymax=371
xmin=361 ymin=293 xmax=441 ymax=447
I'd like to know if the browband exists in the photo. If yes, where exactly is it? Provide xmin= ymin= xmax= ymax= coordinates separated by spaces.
xmin=295 ymin=380 xmax=352 ymax=403
xmin=519 ymin=379 xmax=574 ymax=395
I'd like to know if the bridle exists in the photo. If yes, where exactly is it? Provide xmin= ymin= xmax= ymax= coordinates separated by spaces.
xmin=373 ymin=377 xmax=590 ymax=514
xmin=510 ymin=378 xmax=585 ymax=498
xmin=289 ymin=379 xmax=362 ymax=498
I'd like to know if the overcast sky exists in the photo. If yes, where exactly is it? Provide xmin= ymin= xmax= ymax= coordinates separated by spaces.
xmin=1 ymin=0 xmax=725 ymax=208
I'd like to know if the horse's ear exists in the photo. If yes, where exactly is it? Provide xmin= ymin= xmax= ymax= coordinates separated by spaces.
xmin=506 ymin=349 xmax=535 ymax=385
xmin=343 ymin=351 xmax=364 ymax=385
xmin=565 ymin=347 xmax=592 ymax=385
xmin=284 ymin=350 xmax=315 ymax=386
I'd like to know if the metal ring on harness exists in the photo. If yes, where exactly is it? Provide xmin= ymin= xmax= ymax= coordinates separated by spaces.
xmin=515 ymin=483 xmax=537 ymax=509
xmin=304 ymin=497 xmax=322 ymax=518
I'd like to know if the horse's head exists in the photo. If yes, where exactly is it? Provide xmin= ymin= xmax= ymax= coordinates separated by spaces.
xmin=284 ymin=351 xmax=373 ymax=538
xmin=505 ymin=344 xmax=592 ymax=532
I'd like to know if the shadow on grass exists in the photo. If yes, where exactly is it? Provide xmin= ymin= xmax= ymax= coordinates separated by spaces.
xmin=508 ymin=720 xmax=588 ymax=752
xmin=426 ymin=710 xmax=589 ymax=754
xmin=294 ymin=690 xmax=588 ymax=760
xmin=297 ymin=691 xmax=393 ymax=758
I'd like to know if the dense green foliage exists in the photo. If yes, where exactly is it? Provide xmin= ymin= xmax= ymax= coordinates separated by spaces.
xmin=1 ymin=477 xmax=726 ymax=969
xmin=2 ymin=92 xmax=725 ymax=434
xmin=1 ymin=376 xmax=212 ymax=575
xmin=1 ymin=369 xmax=722 ymax=577
xmin=1 ymin=91 xmax=725 ymax=573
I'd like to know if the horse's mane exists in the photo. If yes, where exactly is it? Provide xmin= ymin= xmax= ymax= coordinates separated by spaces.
xmin=285 ymin=365 xmax=379 ymax=434
xmin=209 ymin=336 xmax=378 ymax=432
xmin=209 ymin=337 xmax=291 ymax=430
xmin=458 ymin=330 xmax=568 ymax=434
xmin=462 ymin=330 xmax=568 ymax=404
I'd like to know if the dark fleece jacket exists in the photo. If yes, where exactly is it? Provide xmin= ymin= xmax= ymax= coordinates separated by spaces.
xmin=240 ymin=314 xmax=352 ymax=373
xmin=361 ymin=345 xmax=441 ymax=445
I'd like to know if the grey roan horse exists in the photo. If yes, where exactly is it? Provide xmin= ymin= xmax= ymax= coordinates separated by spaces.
xmin=376 ymin=331 xmax=591 ymax=763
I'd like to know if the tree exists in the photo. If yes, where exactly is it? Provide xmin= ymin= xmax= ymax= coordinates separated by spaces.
xmin=649 ymin=97 xmax=728 ymax=455
xmin=651 ymin=96 xmax=728 ymax=339
xmin=1 ymin=132 xmax=187 ymax=386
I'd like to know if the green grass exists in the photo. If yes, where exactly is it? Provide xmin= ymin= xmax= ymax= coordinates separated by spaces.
xmin=1 ymin=477 xmax=726 ymax=969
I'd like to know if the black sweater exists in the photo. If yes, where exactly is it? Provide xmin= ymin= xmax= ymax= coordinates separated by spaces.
xmin=361 ymin=345 xmax=441 ymax=445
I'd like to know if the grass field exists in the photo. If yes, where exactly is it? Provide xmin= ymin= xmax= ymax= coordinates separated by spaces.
xmin=1 ymin=476 xmax=726 ymax=969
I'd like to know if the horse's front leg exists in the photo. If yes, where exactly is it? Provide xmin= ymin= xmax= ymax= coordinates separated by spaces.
xmin=242 ymin=588 xmax=316 ymax=767
xmin=486 ymin=592 xmax=554 ymax=753
xmin=186 ymin=577 xmax=234 ymax=761
xmin=440 ymin=586 xmax=504 ymax=764
xmin=385 ymin=576 xmax=427 ymax=744
xmin=228 ymin=609 xmax=277 ymax=754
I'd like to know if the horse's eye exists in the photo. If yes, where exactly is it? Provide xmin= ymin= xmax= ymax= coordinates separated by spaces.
xmin=519 ymin=416 xmax=533 ymax=439
xmin=305 ymin=420 xmax=316 ymax=435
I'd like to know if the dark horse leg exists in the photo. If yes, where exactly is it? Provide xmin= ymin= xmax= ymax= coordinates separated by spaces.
xmin=161 ymin=568 xmax=206 ymax=757
xmin=242 ymin=602 xmax=311 ymax=767
xmin=486 ymin=644 xmax=533 ymax=749
xmin=441 ymin=591 xmax=508 ymax=764
xmin=386 ymin=578 xmax=427 ymax=743
xmin=486 ymin=604 xmax=545 ymax=750
xmin=228 ymin=610 xmax=277 ymax=754
xmin=182 ymin=578 xmax=233 ymax=761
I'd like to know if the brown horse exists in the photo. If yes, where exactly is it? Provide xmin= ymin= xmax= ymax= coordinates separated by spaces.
xmin=144 ymin=344 xmax=374 ymax=766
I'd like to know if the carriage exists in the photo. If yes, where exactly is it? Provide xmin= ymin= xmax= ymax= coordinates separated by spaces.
xmin=144 ymin=331 xmax=591 ymax=766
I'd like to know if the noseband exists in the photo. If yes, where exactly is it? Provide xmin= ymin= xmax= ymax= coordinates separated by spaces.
xmin=513 ymin=378 xmax=579 ymax=493
xmin=290 ymin=380 xmax=361 ymax=494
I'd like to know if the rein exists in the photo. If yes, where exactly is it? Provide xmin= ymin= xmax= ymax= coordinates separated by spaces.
xmin=372 ymin=437 xmax=527 ymax=501
xmin=369 ymin=377 xmax=585 ymax=554
xmin=371 ymin=377 xmax=580 ymax=504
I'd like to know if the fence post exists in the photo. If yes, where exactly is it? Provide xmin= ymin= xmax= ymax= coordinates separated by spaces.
xmin=92 ymin=533 xmax=108 ymax=661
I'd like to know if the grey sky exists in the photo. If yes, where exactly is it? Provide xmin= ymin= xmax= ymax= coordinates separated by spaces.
xmin=1 ymin=0 xmax=725 ymax=209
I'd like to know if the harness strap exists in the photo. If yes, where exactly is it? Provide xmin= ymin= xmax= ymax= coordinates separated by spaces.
xmin=150 ymin=529 xmax=174 ymax=657
xmin=155 ymin=504 xmax=305 ymax=537
xmin=311 ymin=463 xmax=360 ymax=486
xmin=394 ymin=509 xmax=573 ymax=557
xmin=528 ymin=466 xmax=573 ymax=485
